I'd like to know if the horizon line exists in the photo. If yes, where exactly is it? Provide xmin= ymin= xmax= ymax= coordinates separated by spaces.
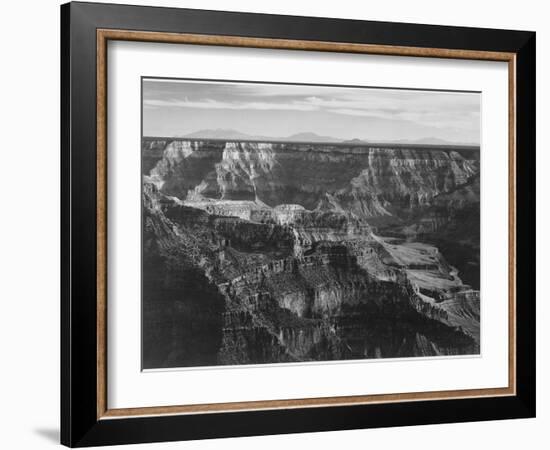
xmin=141 ymin=135 xmax=481 ymax=149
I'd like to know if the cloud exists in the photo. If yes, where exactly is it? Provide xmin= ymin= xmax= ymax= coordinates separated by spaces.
xmin=143 ymin=98 xmax=317 ymax=111
xmin=143 ymin=79 xmax=480 ymax=134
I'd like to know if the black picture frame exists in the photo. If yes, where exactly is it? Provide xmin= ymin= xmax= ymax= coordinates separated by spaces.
xmin=61 ymin=1 xmax=536 ymax=447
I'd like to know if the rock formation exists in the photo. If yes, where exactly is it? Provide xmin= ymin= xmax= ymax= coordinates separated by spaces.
xmin=142 ymin=139 xmax=481 ymax=368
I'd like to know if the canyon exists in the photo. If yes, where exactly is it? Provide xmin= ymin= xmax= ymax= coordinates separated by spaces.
xmin=141 ymin=138 xmax=480 ymax=369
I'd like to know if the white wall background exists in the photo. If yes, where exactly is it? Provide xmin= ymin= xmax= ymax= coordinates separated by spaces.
xmin=0 ymin=0 xmax=545 ymax=448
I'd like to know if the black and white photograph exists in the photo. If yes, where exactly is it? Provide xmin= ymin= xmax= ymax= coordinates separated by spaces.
xmin=0 ymin=0 xmax=542 ymax=447
xmin=141 ymin=78 xmax=481 ymax=369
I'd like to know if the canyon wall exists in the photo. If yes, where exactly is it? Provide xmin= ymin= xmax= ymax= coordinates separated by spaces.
xmin=142 ymin=139 xmax=481 ymax=368
xmin=145 ymin=139 xmax=479 ymax=217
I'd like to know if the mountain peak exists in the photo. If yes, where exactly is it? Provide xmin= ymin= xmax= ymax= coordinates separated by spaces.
xmin=182 ymin=128 xmax=253 ymax=140
xmin=181 ymin=129 xmax=342 ymax=143
xmin=286 ymin=132 xmax=340 ymax=142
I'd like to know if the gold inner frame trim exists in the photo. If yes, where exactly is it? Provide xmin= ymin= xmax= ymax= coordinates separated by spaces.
xmin=96 ymin=28 xmax=517 ymax=420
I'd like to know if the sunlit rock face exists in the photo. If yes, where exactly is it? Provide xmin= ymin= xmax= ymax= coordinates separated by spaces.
xmin=145 ymin=140 xmax=478 ymax=214
xmin=142 ymin=139 xmax=481 ymax=369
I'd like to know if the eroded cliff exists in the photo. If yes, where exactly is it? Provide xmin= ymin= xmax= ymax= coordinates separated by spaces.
xmin=142 ymin=139 xmax=481 ymax=368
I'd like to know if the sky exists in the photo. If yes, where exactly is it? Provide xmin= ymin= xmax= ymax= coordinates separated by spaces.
xmin=142 ymin=78 xmax=481 ymax=144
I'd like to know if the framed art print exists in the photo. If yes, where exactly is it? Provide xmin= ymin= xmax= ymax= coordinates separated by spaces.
xmin=61 ymin=2 xmax=536 ymax=447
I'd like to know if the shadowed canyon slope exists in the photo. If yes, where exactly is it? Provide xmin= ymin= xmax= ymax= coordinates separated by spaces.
xmin=142 ymin=138 xmax=480 ymax=368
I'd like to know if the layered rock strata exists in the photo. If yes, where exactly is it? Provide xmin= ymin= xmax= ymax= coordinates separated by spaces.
xmin=142 ymin=139 xmax=481 ymax=368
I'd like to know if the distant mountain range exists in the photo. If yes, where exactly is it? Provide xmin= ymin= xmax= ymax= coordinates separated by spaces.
xmin=182 ymin=129 xmax=255 ymax=140
xmin=180 ymin=129 xmax=341 ymax=143
xmin=175 ymin=128 xmax=477 ymax=146
xmin=390 ymin=137 xmax=465 ymax=146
